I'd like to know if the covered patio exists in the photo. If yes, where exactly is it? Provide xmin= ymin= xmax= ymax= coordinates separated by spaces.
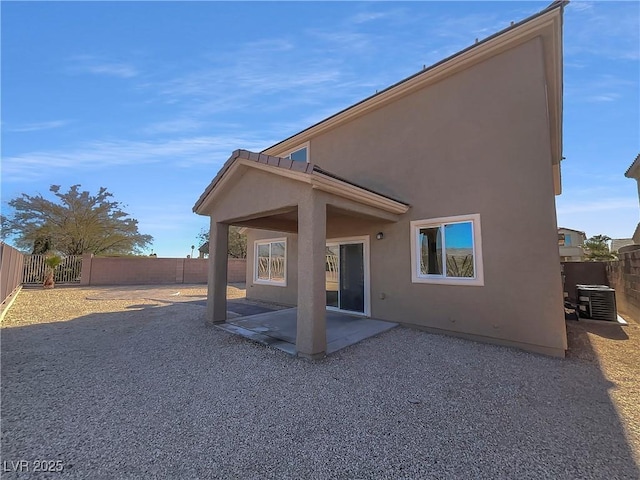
xmin=193 ymin=149 xmax=409 ymax=358
xmin=217 ymin=308 xmax=398 ymax=356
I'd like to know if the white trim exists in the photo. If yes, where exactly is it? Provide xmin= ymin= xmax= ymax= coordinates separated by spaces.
xmin=410 ymin=214 xmax=484 ymax=286
xmin=253 ymin=237 xmax=287 ymax=287
xmin=325 ymin=235 xmax=371 ymax=316
xmin=279 ymin=141 xmax=310 ymax=163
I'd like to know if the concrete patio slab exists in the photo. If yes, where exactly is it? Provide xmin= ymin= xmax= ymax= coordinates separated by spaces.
xmin=216 ymin=308 xmax=398 ymax=355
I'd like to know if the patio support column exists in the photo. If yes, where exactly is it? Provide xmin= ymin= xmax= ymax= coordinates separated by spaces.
xmin=296 ymin=190 xmax=327 ymax=358
xmin=206 ymin=219 xmax=228 ymax=324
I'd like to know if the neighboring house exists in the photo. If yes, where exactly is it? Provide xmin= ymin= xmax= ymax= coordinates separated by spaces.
xmin=624 ymin=153 xmax=640 ymax=244
xmin=611 ymin=238 xmax=634 ymax=254
xmin=198 ymin=242 xmax=209 ymax=259
xmin=194 ymin=2 xmax=568 ymax=357
xmin=558 ymin=227 xmax=586 ymax=262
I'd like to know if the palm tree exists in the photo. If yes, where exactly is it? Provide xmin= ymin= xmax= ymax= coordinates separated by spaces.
xmin=585 ymin=235 xmax=616 ymax=261
xmin=43 ymin=255 xmax=62 ymax=289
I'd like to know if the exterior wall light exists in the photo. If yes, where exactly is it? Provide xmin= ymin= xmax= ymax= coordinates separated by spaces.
xmin=376 ymin=232 xmax=384 ymax=240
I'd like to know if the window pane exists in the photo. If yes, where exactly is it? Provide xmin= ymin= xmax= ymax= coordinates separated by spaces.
xmin=257 ymin=244 xmax=270 ymax=280
xmin=270 ymin=242 xmax=285 ymax=282
xmin=289 ymin=147 xmax=307 ymax=162
xmin=419 ymin=227 xmax=443 ymax=275
xmin=325 ymin=246 xmax=339 ymax=307
xmin=444 ymin=222 xmax=474 ymax=278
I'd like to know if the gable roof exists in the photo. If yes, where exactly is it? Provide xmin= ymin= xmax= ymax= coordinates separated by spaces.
xmin=558 ymin=227 xmax=586 ymax=236
xmin=625 ymin=153 xmax=640 ymax=179
xmin=193 ymin=149 xmax=409 ymax=215
xmin=262 ymin=1 xmax=566 ymax=175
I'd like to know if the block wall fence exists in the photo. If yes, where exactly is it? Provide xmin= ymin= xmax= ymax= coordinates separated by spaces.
xmin=0 ymin=243 xmax=24 ymax=306
xmin=79 ymin=255 xmax=246 ymax=286
xmin=561 ymin=261 xmax=608 ymax=304
xmin=607 ymin=250 xmax=640 ymax=321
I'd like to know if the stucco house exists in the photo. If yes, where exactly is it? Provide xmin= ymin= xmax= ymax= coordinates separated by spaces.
xmin=194 ymin=1 xmax=568 ymax=358
xmin=625 ymin=153 xmax=640 ymax=244
xmin=198 ymin=241 xmax=209 ymax=259
xmin=611 ymin=238 xmax=634 ymax=254
xmin=558 ymin=227 xmax=586 ymax=262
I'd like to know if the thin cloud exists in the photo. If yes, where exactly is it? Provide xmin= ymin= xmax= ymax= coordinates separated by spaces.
xmin=350 ymin=12 xmax=390 ymax=24
xmin=142 ymin=8 xmax=532 ymax=143
xmin=585 ymin=93 xmax=621 ymax=103
xmin=569 ymin=1 xmax=595 ymax=13
xmin=137 ymin=207 xmax=200 ymax=232
xmin=430 ymin=13 xmax=508 ymax=42
xmin=6 ymin=120 xmax=70 ymax=132
xmin=556 ymin=197 xmax=636 ymax=215
xmin=85 ymin=63 xmax=138 ymax=78
xmin=67 ymin=55 xmax=139 ymax=78
xmin=145 ymin=39 xmax=352 ymax=125
xmin=239 ymin=38 xmax=294 ymax=53
xmin=565 ymin=2 xmax=639 ymax=60
xmin=1 ymin=135 xmax=271 ymax=182
xmin=347 ymin=7 xmax=428 ymax=28
xmin=155 ymin=62 xmax=342 ymax=99
xmin=566 ymin=74 xmax=636 ymax=103
xmin=307 ymin=30 xmax=372 ymax=52
xmin=140 ymin=118 xmax=205 ymax=135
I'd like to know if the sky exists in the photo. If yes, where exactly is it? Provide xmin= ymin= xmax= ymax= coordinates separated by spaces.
xmin=2 ymin=1 xmax=639 ymax=258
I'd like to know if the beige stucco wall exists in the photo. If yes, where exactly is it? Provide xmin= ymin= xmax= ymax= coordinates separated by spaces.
xmin=239 ymin=37 xmax=566 ymax=355
xmin=207 ymin=167 xmax=303 ymax=225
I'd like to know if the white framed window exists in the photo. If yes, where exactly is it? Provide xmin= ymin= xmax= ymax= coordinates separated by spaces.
xmin=254 ymin=238 xmax=287 ymax=286
xmin=410 ymin=214 xmax=484 ymax=286
xmin=281 ymin=142 xmax=310 ymax=163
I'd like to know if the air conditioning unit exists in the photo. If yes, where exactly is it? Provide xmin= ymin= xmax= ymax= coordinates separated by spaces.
xmin=576 ymin=285 xmax=617 ymax=322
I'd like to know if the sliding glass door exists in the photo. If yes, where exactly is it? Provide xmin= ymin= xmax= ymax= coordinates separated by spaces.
xmin=325 ymin=241 xmax=365 ymax=314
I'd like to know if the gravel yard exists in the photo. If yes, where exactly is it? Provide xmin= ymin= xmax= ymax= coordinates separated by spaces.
xmin=1 ymin=285 xmax=638 ymax=479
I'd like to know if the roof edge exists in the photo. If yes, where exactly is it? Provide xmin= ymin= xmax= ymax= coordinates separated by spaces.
xmin=558 ymin=227 xmax=586 ymax=235
xmin=193 ymin=150 xmax=409 ymax=215
xmin=193 ymin=149 xmax=305 ymax=213
xmin=263 ymin=1 xmax=567 ymax=157
xmin=625 ymin=153 xmax=640 ymax=178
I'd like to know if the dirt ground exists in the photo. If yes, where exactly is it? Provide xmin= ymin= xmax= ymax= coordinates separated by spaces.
xmin=2 ymin=285 xmax=638 ymax=473
xmin=565 ymin=310 xmax=639 ymax=456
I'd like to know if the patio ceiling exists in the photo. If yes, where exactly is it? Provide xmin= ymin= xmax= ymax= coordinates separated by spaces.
xmin=232 ymin=204 xmax=402 ymax=233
